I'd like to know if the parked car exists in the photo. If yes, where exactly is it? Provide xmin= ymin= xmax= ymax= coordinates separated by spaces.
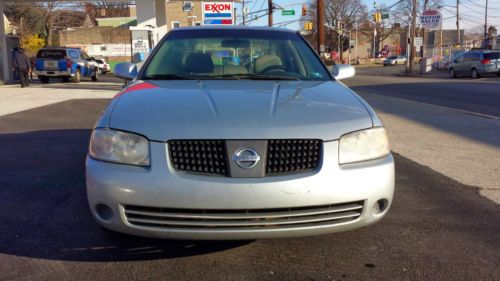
xmin=35 ymin=47 xmax=99 ymax=83
xmin=94 ymin=58 xmax=110 ymax=74
xmin=448 ymin=50 xmax=500 ymax=79
xmin=383 ymin=55 xmax=407 ymax=66
xmin=87 ymin=27 xmax=395 ymax=240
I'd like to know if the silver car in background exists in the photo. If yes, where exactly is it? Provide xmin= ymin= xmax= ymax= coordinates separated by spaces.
xmin=383 ymin=55 xmax=407 ymax=66
xmin=86 ymin=27 xmax=394 ymax=240
xmin=448 ymin=50 xmax=500 ymax=79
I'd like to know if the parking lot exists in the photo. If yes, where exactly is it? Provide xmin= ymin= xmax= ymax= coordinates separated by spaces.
xmin=1 ymin=73 xmax=499 ymax=281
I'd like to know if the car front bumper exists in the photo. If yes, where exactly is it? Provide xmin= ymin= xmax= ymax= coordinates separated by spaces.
xmin=86 ymin=140 xmax=395 ymax=240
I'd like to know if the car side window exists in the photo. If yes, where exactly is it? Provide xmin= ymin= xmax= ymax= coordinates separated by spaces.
xmin=68 ymin=50 xmax=79 ymax=60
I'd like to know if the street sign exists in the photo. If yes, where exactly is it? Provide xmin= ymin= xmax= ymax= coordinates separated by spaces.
xmin=202 ymin=2 xmax=235 ymax=25
xmin=414 ymin=37 xmax=423 ymax=47
xmin=282 ymin=10 xmax=295 ymax=16
xmin=420 ymin=10 xmax=442 ymax=29
xmin=382 ymin=14 xmax=389 ymax=19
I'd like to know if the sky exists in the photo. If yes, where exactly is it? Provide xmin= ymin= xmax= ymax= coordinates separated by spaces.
xmin=235 ymin=0 xmax=500 ymax=32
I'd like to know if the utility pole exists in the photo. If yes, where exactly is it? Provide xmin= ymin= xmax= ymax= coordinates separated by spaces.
xmin=242 ymin=0 xmax=246 ymax=26
xmin=421 ymin=0 xmax=429 ymax=58
xmin=456 ymin=0 xmax=460 ymax=47
xmin=484 ymin=0 xmax=488 ymax=41
xmin=409 ymin=0 xmax=417 ymax=73
xmin=268 ymin=0 xmax=273 ymax=27
xmin=317 ymin=0 xmax=325 ymax=54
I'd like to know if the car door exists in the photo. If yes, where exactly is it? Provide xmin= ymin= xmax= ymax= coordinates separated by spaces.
xmin=78 ymin=50 xmax=92 ymax=76
xmin=454 ymin=53 xmax=468 ymax=74
xmin=469 ymin=52 xmax=481 ymax=72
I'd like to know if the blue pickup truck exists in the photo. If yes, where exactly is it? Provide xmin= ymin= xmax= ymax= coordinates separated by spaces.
xmin=35 ymin=47 xmax=99 ymax=83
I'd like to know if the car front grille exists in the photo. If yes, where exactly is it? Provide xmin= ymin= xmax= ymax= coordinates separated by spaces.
xmin=168 ymin=140 xmax=228 ymax=176
xmin=167 ymin=139 xmax=322 ymax=177
xmin=266 ymin=139 xmax=321 ymax=175
xmin=123 ymin=201 xmax=364 ymax=230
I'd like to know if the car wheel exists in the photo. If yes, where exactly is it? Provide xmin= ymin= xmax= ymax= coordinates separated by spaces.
xmin=91 ymin=68 xmax=99 ymax=81
xmin=394 ymin=61 xmax=397 ymax=65
xmin=39 ymin=76 xmax=49 ymax=84
xmin=62 ymin=77 xmax=70 ymax=82
xmin=73 ymin=69 xmax=81 ymax=83
xmin=471 ymin=69 xmax=479 ymax=79
xmin=449 ymin=68 xmax=457 ymax=78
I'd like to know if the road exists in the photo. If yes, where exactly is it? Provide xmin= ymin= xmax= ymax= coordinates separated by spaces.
xmin=350 ymin=66 xmax=500 ymax=118
xmin=0 ymin=75 xmax=499 ymax=281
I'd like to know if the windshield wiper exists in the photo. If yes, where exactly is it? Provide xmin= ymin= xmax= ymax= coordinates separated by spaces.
xmin=212 ymin=74 xmax=300 ymax=81
xmin=142 ymin=74 xmax=195 ymax=80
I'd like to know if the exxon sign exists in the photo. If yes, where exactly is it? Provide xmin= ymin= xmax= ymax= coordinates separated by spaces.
xmin=203 ymin=2 xmax=234 ymax=25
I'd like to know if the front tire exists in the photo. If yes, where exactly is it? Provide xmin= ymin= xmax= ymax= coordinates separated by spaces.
xmin=39 ymin=76 xmax=49 ymax=84
xmin=471 ymin=69 xmax=479 ymax=79
xmin=91 ymin=68 xmax=99 ymax=81
xmin=449 ymin=68 xmax=457 ymax=78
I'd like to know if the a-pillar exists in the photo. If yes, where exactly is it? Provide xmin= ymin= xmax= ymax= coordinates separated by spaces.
xmin=136 ymin=0 xmax=167 ymax=47
xmin=0 ymin=2 xmax=11 ymax=83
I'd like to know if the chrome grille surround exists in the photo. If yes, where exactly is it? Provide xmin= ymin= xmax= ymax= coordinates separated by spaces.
xmin=168 ymin=139 xmax=322 ymax=177
xmin=123 ymin=201 xmax=364 ymax=230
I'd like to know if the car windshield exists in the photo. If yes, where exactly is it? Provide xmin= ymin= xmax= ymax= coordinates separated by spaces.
xmin=141 ymin=29 xmax=330 ymax=81
xmin=387 ymin=56 xmax=397 ymax=59
xmin=36 ymin=49 xmax=66 ymax=60
xmin=484 ymin=52 xmax=500 ymax=60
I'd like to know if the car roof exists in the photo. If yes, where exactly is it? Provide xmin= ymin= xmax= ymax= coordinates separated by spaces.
xmin=170 ymin=26 xmax=298 ymax=34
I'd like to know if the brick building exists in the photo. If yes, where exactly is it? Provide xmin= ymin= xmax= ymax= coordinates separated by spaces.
xmin=166 ymin=1 xmax=204 ymax=29
xmin=55 ymin=26 xmax=131 ymax=61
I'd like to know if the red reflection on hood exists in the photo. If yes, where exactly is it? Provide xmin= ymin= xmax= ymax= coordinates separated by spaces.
xmin=115 ymin=82 xmax=158 ymax=98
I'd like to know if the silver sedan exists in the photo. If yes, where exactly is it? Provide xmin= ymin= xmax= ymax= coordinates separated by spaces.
xmin=86 ymin=27 xmax=394 ymax=240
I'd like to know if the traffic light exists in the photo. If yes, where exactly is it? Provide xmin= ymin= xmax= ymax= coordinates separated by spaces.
xmin=302 ymin=5 xmax=307 ymax=16
xmin=373 ymin=12 xmax=382 ymax=23
xmin=304 ymin=21 xmax=313 ymax=31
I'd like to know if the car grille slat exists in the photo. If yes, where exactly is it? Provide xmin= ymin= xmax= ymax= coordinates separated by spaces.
xmin=123 ymin=201 xmax=364 ymax=230
xmin=124 ymin=203 xmax=363 ymax=220
xmin=168 ymin=139 xmax=322 ymax=177
xmin=126 ymin=211 xmax=361 ymax=227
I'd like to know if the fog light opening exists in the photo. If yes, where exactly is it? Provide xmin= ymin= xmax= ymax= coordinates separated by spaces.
xmin=95 ymin=204 xmax=114 ymax=221
xmin=371 ymin=199 xmax=389 ymax=215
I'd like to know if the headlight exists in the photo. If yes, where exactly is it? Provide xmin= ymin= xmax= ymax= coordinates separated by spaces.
xmin=89 ymin=129 xmax=150 ymax=166
xmin=339 ymin=127 xmax=390 ymax=164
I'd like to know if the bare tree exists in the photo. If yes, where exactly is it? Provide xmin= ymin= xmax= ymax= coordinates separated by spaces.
xmin=304 ymin=0 xmax=368 ymax=61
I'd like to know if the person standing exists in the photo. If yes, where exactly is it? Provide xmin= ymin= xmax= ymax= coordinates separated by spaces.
xmin=13 ymin=48 xmax=31 ymax=88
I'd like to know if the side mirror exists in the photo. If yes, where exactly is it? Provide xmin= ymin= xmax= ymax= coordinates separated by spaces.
xmin=329 ymin=64 xmax=355 ymax=80
xmin=114 ymin=62 xmax=138 ymax=80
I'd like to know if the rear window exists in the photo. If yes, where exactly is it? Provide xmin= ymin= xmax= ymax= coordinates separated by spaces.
xmin=36 ymin=49 xmax=66 ymax=60
xmin=95 ymin=59 xmax=104 ymax=64
xmin=484 ymin=52 xmax=500 ymax=60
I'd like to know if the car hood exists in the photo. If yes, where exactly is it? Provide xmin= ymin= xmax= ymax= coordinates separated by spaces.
xmin=109 ymin=80 xmax=373 ymax=141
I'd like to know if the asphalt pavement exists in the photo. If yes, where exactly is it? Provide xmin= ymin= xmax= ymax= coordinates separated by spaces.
xmin=0 ymin=98 xmax=499 ymax=281
xmin=350 ymin=66 xmax=500 ymax=118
